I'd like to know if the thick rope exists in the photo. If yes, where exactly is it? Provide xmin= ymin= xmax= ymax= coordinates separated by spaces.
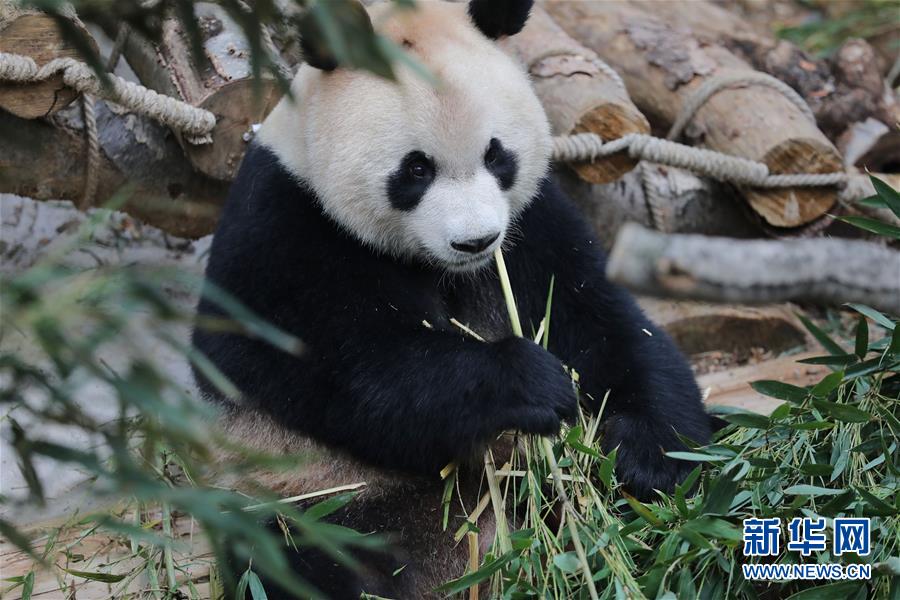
xmin=80 ymin=94 xmax=100 ymax=208
xmin=667 ymin=72 xmax=816 ymax=141
xmin=551 ymin=132 xmax=848 ymax=189
xmin=0 ymin=51 xmax=216 ymax=144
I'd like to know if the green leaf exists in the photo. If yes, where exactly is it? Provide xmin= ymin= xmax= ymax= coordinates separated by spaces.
xmin=889 ymin=330 xmax=900 ymax=358
xmin=304 ymin=493 xmax=357 ymax=521
xmin=599 ymin=447 xmax=617 ymax=490
xmin=665 ymin=451 xmax=727 ymax=462
xmin=811 ymin=399 xmax=871 ymax=423
xmin=797 ymin=314 xmax=846 ymax=357
xmin=782 ymin=485 xmax=845 ymax=496
xmin=820 ymin=489 xmax=856 ymax=516
xmin=247 ymin=570 xmax=269 ymax=600
xmin=836 ymin=216 xmax=900 ymax=239
xmin=622 ymin=492 xmax=664 ymax=526
xmin=785 ymin=581 xmax=864 ymax=600
xmin=870 ymin=174 xmax=900 ymax=219
xmin=811 ymin=371 xmax=844 ymax=398
xmin=854 ymin=317 xmax=868 ymax=359
xmin=798 ymin=463 xmax=833 ymax=477
xmin=680 ymin=517 xmax=741 ymax=542
xmin=798 ymin=354 xmax=858 ymax=366
xmin=846 ymin=303 xmax=895 ymax=330
xmin=845 ymin=357 xmax=899 ymax=378
xmin=63 ymin=569 xmax=128 ymax=583
xmin=856 ymin=487 xmax=898 ymax=516
xmin=553 ymin=551 xmax=582 ymax=574
xmin=236 ymin=568 xmax=251 ymax=600
xmin=701 ymin=469 xmax=739 ymax=515
xmin=21 ymin=572 xmax=34 ymax=600
xmin=721 ymin=412 xmax=770 ymax=429
xmin=788 ymin=420 xmax=834 ymax=430
xmin=434 ymin=552 xmax=515 ymax=594
xmin=750 ymin=380 xmax=808 ymax=403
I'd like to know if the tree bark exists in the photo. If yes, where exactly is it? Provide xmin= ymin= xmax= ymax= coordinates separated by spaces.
xmin=499 ymin=5 xmax=650 ymax=183
xmin=101 ymin=3 xmax=281 ymax=181
xmin=0 ymin=5 xmax=98 ymax=118
xmin=543 ymin=0 xmax=844 ymax=229
xmin=607 ymin=223 xmax=900 ymax=314
xmin=0 ymin=104 xmax=226 ymax=238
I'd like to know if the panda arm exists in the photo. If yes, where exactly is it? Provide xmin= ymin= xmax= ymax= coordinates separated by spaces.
xmin=296 ymin=321 xmax=577 ymax=475
xmin=507 ymin=178 xmax=712 ymax=498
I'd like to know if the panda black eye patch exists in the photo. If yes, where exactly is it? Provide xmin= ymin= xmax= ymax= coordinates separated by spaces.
xmin=387 ymin=151 xmax=436 ymax=211
xmin=484 ymin=138 xmax=517 ymax=190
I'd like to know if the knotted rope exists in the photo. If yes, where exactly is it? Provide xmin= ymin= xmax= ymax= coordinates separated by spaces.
xmin=0 ymin=51 xmax=216 ymax=144
xmin=552 ymin=132 xmax=848 ymax=189
xmin=552 ymin=68 xmax=847 ymax=232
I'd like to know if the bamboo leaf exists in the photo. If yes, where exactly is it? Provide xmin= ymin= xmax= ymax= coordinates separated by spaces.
xmin=870 ymin=174 xmax=900 ymax=219
xmin=785 ymin=581 xmax=864 ymax=599
xmin=247 ymin=570 xmax=269 ymax=600
xmin=782 ymin=485 xmax=845 ymax=496
xmin=854 ymin=317 xmax=868 ymax=359
xmin=811 ymin=399 xmax=871 ymax=423
xmin=811 ymin=371 xmax=844 ymax=398
xmin=797 ymin=314 xmax=846 ymax=356
xmin=836 ymin=216 xmax=900 ymax=239
xmin=846 ymin=303 xmax=895 ymax=330
xmin=63 ymin=568 xmax=128 ymax=583
xmin=750 ymin=380 xmax=808 ymax=403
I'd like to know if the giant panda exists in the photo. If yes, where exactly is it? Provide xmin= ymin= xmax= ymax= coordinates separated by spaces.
xmin=192 ymin=0 xmax=712 ymax=598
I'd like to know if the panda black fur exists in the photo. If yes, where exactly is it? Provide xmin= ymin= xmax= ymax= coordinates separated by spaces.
xmin=192 ymin=1 xmax=712 ymax=598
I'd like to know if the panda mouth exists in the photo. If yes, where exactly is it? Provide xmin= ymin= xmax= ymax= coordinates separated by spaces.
xmin=444 ymin=253 xmax=493 ymax=271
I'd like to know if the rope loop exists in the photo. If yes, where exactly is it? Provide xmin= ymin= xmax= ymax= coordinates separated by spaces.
xmin=667 ymin=72 xmax=816 ymax=141
xmin=0 ymin=51 xmax=216 ymax=144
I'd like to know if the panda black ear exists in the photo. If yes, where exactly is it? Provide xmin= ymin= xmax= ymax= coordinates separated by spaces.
xmin=298 ymin=14 xmax=339 ymax=71
xmin=298 ymin=0 xmax=374 ymax=72
xmin=468 ymin=0 xmax=533 ymax=40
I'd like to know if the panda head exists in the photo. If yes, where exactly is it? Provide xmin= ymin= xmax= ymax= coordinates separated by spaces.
xmin=259 ymin=0 xmax=550 ymax=272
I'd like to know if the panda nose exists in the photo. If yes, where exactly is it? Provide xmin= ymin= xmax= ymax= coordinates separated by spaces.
xmin=451 ymin=232 xmax=500 ymax=254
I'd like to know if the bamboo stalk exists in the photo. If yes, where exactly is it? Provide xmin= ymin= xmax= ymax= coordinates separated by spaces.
xmin=492 ymin=248 xmax=599 ymax=600
xmin=483 ymin=450 xmax=512 ymax=555
xmin=467 ymin=531 xmax=480 ymax=600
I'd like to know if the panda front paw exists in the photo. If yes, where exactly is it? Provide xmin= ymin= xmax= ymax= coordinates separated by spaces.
xmin=489 ymin=337 xmax=578 ymax=436
xmin=602 ymin=413 xmax=706 ymax=501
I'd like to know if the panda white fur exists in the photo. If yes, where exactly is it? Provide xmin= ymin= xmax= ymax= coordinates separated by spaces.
xmin=192 ymin=1 xmax=712 ymax=598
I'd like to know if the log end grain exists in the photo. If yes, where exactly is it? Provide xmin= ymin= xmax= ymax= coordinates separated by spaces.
xmin=0 ymin=14 xmax=95 ymax=118
xmin=188 ymin=78 xmax=281 ymax=181
xmin=570 ymin=100 xmax=651 ymax=183
xmin=745 ymin=137 xmax=843 ymax=227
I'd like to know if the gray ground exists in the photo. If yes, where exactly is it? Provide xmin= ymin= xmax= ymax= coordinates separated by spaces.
xmin=0 ymin=194 xmax=210 ymax=524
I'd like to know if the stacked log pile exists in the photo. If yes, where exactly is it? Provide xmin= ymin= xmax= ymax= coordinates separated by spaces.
xmin=1 ymin=0 xmax=898 ymax=306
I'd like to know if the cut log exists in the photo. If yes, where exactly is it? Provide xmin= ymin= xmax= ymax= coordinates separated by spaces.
xmin=629 ymin=1 xmax=900 ymax=143
xmin=102 ymin=3 xmax=281 ymax=181
xmin=639 ymin=298 xmax=810 ymax=359
xmin=499 ymin=6 xmax=650 ymax=183
xmin=543 ymin=1 xmax=843 ymax=228
xmin=699 ymin=351 xmax=830 ymax=415
xmin=554 ymin=163 xmax=760 ymax=248
xmin=0 ymin=5 xmax=98 ymax=118
xmin=0 ymin=104 xmax=226 ymax=238
xmin=607 ymin=223 xmax=900 ymax=314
